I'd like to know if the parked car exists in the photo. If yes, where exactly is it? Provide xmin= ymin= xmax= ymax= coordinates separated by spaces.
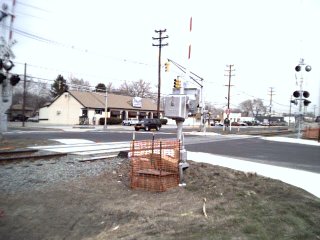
xmin=122 ymin=118 xmax=139 ymax=126
xmin=134 ymin=118 xmax=162 ymax=131
xmin=10 ymin=114 xmax=28 ymax=122
xmin=27 ymin=116 xmax=39 ymax=122
xmin=211 ymin=122 xmax=223 ymax=126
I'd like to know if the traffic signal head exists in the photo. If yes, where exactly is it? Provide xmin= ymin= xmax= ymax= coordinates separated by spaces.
xmin=10 ymin=74 xmax=20 ymax=86
xmin=293 ymin=90 xmax=300 ymax=98
xmin=164 ymin=62 xmax=170 ymax=72
xmin=173 ymin=78 xmax=181 ymax=89
xmin=303 ymin=99 xmax=311 ymax=106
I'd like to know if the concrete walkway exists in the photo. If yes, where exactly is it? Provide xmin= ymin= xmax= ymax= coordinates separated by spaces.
xmin=188 ymin=136 xmax=320 ymax=198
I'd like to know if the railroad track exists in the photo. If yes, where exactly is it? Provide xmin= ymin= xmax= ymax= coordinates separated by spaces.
xmin=0 ymin=149 xmax=68 ymax=164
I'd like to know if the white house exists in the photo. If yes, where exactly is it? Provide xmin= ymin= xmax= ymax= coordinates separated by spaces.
xmin=39 ymin=91 xmax=162 ymax=125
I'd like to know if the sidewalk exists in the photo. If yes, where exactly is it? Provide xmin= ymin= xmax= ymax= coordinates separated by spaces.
xmin=189 ymin=136 xmax=320 ymax=198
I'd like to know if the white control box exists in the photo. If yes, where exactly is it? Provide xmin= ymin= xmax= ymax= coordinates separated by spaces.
xmin=164 ymin=95 xmax=188 ymax=119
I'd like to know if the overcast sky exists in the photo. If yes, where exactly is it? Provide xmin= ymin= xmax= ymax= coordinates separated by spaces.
xmin=2 ymin=0 xmax=320 ymax=115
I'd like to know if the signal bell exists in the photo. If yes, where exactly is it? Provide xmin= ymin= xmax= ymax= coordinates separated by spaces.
xmin=305 ymin=65 xmax=312 ymax=72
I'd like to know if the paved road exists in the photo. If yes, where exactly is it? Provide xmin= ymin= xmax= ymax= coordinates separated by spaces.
xmin=5 ymin=127 xmax=319 ymax=174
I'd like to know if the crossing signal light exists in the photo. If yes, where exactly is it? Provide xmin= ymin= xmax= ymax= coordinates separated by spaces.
xmin=0 ymin=72 xmax=5 ymax=84
xmin=303 ymin=91 xmax=309 ymax=98
xmin=304 ymin=99 xmax=311 ymax=106
xmin=164 ymin=62 xmax=170 ymax=72
xmin=295 ymin=65 xmax=301 ymax=72
xmin=293 ymin=91 xmax=300 ymax=98
xmin=290 ymin=99 xmax=298 ymax=105
xmin=10 ymin=74 xmax=20 ymax=86
xmin=173 ymin=78 xmax=181 ymax=89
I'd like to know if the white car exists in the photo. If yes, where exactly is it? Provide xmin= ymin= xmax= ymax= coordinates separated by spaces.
xmin=122 ymin=118 xmax=139 ymax=126
xmin=27 ymin=116 xmax=39 ymax=122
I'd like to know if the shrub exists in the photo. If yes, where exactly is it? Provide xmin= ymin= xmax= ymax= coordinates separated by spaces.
xmin=99 ymin=117 xmax=122 ymax=125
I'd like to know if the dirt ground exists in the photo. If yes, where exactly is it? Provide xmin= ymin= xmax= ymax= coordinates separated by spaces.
xmin=1 ymin=153 xmax=320 ymax=240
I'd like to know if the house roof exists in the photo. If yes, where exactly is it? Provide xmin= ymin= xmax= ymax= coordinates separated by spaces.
xmin=10 ymin=104 xmax=33 ymax=111
xmin=68 ymin=91 xmax=160 ymax=111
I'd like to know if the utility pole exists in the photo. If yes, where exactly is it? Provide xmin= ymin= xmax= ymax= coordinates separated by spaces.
xmin=289 ymin=96 xmax=292 ymax=126
xmin=22 ymin=63 xmax=27 ymax=127
xmin=152 ymin=29 xmax=168 ymax=119
xmin=268 ymin=87 xmax=275 ymax=125
xmin=224 ymin=64 xmax=235 ymax=126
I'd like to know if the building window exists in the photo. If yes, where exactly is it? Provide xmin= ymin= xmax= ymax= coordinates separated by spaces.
xmin=95 ymin=109 xmax=102 ymax=114
xmin=82 ymin=109 xmax=88 ymax=117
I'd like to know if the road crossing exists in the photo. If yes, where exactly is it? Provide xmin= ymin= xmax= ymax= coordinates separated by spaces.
xmin=29 ymin=140 xmax=131 ymax=160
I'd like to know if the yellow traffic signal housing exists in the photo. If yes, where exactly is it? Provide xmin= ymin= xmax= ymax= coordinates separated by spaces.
xmin=164 ymin=62 xmax=170 ymax=72
xmin=173 ymin=78 xmax=181 ymax=89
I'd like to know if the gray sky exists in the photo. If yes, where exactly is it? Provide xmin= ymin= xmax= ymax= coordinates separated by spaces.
xmin=2 ymin=0 xmax=320 ymax=115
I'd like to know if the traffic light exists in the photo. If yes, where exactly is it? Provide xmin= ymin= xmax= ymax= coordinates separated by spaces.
xmin=10 ymin=74 xmax=20 ymax=86
xmin=173 ymin=78 xmax=181 ymax=89
xmin=164 ymin=62 xmax=170 ymax=72
xmin=295 ymin=65 xmax=301 ymax=72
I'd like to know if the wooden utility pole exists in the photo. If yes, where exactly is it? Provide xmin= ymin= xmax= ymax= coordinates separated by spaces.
xmin=268 ymin=87 xmax=275 ymax=124
xmin=224 ymin=64 xmax=235 ymax=119
xmin=152 ymin=29 xmax=168 ymax=119
xmin=22 ymin=63 xmax=27 ymax=127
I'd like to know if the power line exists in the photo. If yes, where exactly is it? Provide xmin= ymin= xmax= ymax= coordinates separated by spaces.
xmin=16 ymin=1 xmax=51 ymax=13
xmin=4 ymin=24 xmax=155 ymax=68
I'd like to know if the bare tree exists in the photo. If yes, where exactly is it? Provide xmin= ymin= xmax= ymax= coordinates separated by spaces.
xmin=69 ymin=77 xmax=91 ymax=91
xmin=239 ymin=99 xmax=253 ymax=116
xmin=106 ymin=82 xmax=114 ymax=92
xmin=118 ymin=79 xmax=154 ymax=98
xmin=12 ymin=78 xmax=51 ymax=115
xmin=239 ymin=98 xmax=266 ymax=117
xmin=252 ymin=98 xmax=266 ymax=116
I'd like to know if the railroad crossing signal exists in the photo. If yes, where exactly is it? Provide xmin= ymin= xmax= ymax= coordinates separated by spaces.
xmin=292 ymin=90 xmax=311 ymax=106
